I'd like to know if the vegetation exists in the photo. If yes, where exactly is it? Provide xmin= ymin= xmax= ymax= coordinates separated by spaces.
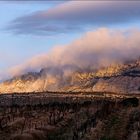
xmin=0 ymin=93 xmax=139 ymax=140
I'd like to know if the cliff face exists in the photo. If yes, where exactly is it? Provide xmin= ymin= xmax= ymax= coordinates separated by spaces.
xmin=1 ymin=60 xmax=140 ymax=94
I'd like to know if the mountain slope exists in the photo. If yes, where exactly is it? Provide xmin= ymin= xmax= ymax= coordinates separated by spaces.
xmin=1 ymin=59 xmax=140 ymax=94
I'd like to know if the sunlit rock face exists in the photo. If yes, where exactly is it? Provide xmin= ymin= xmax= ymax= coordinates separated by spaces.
xmin=1 ymin=59 xmax=140 ymax=94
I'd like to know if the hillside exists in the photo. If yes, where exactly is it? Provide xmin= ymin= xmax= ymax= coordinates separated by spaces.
xmin=1 ymin=59 xmax=140 ymax=94
xmin=0 ymin=94 xmax=139 ymax=140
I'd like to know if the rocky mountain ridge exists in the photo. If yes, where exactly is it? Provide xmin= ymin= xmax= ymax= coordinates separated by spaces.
xmin=1 ymin=59 xmax=140 ymax=94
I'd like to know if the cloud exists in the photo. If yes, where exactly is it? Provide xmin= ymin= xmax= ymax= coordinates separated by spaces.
xmin=8 ymin=27 xmax=140 ymax=78
xmin=6 ymin=1 xmax=140 ymax=35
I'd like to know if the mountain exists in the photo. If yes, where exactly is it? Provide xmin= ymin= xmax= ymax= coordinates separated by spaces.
xmin=1 ymin=59 xmax=140 ymax=94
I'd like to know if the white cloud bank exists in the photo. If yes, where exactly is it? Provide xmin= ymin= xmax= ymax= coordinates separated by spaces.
xmin=8 ymin=28 xmax=140 ymax=78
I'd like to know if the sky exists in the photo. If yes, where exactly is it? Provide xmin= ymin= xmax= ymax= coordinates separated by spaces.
xmin=1 ymin=1 xmax=140 ymax=80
